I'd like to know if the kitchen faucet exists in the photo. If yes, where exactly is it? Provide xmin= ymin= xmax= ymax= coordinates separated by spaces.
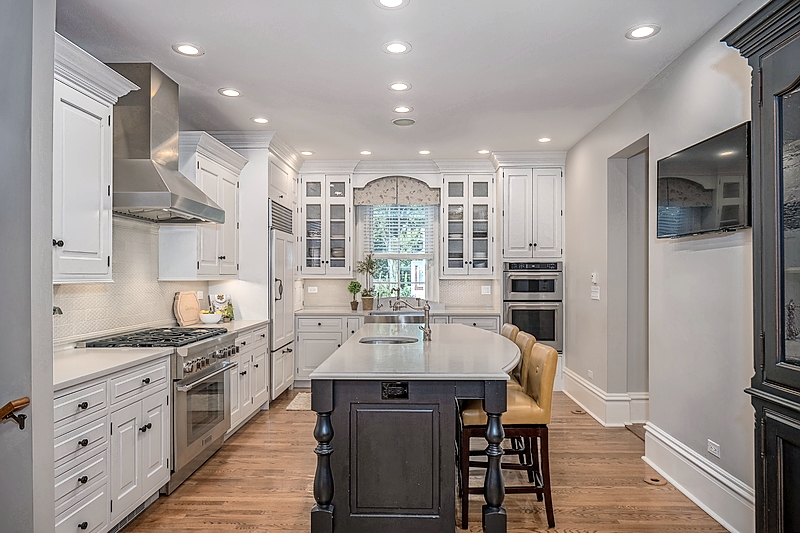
xmin=391 ymin=299 xmax=432 ymax=341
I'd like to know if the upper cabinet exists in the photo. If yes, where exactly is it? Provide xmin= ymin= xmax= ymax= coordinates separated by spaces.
xmin=300 ymin=173 xmax=353 ymax=277
xmin=442 ymin=174 xmax=495 ymax=277
xmin=502 ymin=168 xmax=563 ymax=259
xmin=158 ymin=132 xmax=247 ymax=280
xmin=52 ymin=34 xmax=138 ymax=284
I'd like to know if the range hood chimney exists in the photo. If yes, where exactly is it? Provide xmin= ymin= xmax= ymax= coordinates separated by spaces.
xmin=107 ymin=63 xmax=224 ymax=224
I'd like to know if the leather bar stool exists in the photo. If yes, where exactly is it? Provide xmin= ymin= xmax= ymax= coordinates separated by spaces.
xmin=459 ymin=342 xmax=559 ymax=529
xmin=507 ymin=329 xmax=534 ymax=393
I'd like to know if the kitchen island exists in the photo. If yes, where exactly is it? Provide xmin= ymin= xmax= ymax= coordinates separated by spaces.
xmin=309 ymin=323 xmax=519 ymax=533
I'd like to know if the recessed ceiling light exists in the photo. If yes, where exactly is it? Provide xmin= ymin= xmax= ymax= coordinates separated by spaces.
xmin=393 ymin=105 xmax=413 ymax=113
xmin=301 ymin=151 xmax=314 ymax=156
xmin=251 ymin=117 xmax=269 ymax=124
xmin=419 ymin=150 xmax=430 ymax=155
xmin=478 ymin=150 xmax=490 ymax=155
xmin=383 ymin=41 xmax=412 ymax=55
xmin=389 ymin=82 xmax=411 ymax=91
xmin=392 ymin=118 xmax=416 ymax=126
xmin=361 ymin=151 xmax=372 ymax=155
xmin=374 ymin=0 xmax=410 ymax=8
xmin=218 ymin=88 xmax=241 ymax=97
xmin=539 ymin=137 xmax=552 ymax=143
xmin=172 ymin=42 xmax=205 ymax=56
xmin=719 ymin=150 xmax=735 ymax=156
xmin=625 ymin=24 xmax=661 ymax=40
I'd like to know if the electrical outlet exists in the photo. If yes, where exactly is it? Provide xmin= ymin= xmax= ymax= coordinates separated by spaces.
xmin=588 ymin=370 xmax=593 ymax=380
xmin=591 ymin=286 xmax=600 ymax=300
xmin=591 ymin=272 xmax=597 ymax=284
xmin=707 ymin=439 xmax=720 ymax=458
xmin=308 ymin=286 xmax=318 ymax=294
xmin=481 ymin=285 xmax=491 ymax=295
xmin=196 ymin=291 xmax=204 ymax=302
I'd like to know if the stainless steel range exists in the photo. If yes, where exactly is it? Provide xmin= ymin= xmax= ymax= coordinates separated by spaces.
xmin=82 ymin=327 xmax=238 ymax=494
xmin=503 ymin=262 xmax=564 ymax=352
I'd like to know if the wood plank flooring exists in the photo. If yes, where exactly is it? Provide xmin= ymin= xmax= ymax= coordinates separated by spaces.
xmin=122 ymin=390 xmax=727 ymax=533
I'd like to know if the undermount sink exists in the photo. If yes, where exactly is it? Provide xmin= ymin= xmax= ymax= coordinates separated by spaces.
xmin=359 ymin=336 xmax=419 ymax=345
xmin=364 ymin=311 xmax=425 ymax=324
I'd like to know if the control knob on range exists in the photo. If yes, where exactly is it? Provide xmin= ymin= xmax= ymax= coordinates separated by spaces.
xmin=183 ymin=361 xmax=194 ymax=374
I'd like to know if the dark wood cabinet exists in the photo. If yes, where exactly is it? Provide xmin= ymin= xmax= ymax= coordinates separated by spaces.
xmin=724 ymin=1 xmax=800 ymax=531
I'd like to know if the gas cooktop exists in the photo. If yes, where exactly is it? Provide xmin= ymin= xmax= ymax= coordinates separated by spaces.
xmin=82 ymin=327 xmax=229 ymax=348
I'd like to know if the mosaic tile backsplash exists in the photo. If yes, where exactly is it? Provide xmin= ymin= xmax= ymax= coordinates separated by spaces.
xmin=53 ymin=217 xmax=209 ymax=344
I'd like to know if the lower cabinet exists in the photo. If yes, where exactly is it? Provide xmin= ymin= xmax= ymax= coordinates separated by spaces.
xmin=54 ymin=482 xmax=108 ymax=533
xmin=229 ymin=327 xmax=270 ymax=433
xmin=271 ymin=341 xmax=295 ymax=400
xmin=449 ymin=315 xmax=500 ymax=333
xmin=297 ymin=331 xmax=343 ymax=382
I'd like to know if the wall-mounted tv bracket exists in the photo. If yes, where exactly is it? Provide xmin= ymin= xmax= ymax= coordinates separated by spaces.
xmin=1 ymin=397 xmax=30 ymax=430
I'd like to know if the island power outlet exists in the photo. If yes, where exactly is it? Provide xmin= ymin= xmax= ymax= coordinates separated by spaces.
xmin=707 ymin=439 xmax=720 ymax=458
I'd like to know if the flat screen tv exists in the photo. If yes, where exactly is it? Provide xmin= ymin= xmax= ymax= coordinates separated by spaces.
xmin=657 ymin=122 xmax=751 ymax=239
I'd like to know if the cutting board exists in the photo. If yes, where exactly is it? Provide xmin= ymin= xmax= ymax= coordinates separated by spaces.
xmin=174 ymin=291 xmax=201 ymax=327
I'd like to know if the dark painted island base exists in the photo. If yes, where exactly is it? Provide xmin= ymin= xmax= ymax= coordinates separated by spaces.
xmin=311 ymin=378 xmax=508 ymax=533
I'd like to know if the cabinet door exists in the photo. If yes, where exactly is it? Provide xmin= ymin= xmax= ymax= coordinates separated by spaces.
xmin=503 ymin=169 xmax=533 ymax=258
xmin=229 ymin=354 xmax=242 ymax=426
xmin=762 ymin=409 xmax=800 ymax=532
xmin=326 ymin=175 xmax=351 ymax=276
xmin=219 ymin=171 xmax=238 ymax=275
xmin=533 ymin=169 xmax=562 ymax=258
xmin=297 ymin=332 xmax=342 ymax=380
xmin=346 ymin=317 xmax=362 ymax=339
xmin=140 ymin=393 xmax=169 ymax=496
xmin=52 ymin=80 xmax=112 ymax=281
xmin=283 ymin=342 xmax=295 ymax=389
xmin=239 ymin=354 xmax=253 ymax=415
xmin=271 ymin=350 xmax=285 ymax=401
xmin=196 ymin=156 xmax=222 ymax=276
xmin=468 ymin=175 xmax=493 ymax=275
xmin=443 ymin=175 xmax=468 ymax=275
xmin=109 ymin=402 xmax=141 ymax=522
xmin=252 ymin=345 xmax=269 ymax=407
xmin=302 ymin=175 xmax=326 ymax=275
xmin=269 ymin=159 xmax=291 ymax=204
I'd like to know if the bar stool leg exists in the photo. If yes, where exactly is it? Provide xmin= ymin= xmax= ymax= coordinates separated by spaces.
xmin=540 ymin=428 xmax=555 ymax=528
xmin=461 ymin=430 xmax=470 ymax=529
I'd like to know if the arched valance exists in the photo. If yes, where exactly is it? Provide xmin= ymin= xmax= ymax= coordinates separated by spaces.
xmin=353 ymin=176 xmax=440 ymax=206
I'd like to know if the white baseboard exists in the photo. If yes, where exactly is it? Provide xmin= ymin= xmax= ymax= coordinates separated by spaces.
xmin=562 ymin=367 xmax=648 ymax=427
xmin=644 ymin=423 xmax=755 ymax=533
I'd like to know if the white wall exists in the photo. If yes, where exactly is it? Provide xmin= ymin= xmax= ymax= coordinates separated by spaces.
xmin=564 ymin=0 xmax=765 ymax=530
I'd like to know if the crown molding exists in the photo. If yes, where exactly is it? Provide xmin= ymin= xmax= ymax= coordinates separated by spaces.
xmin=490 ymin=151 xmax=567 ymax=169
xmin=300 ymin=160 xmax=360 ymax=174
xmin=54 ymin=33 xmax=139 ymax=104
xmin=434 ymin=159 xmax=496 ymax=174
xmin=180 ymin=131 xmax=248 ymax=174
xmin=723 ymin=0 xmax=800 ymax=58
xmin=354 ymin=160 xmax=441 ymax=174
xmin=209 ymin=131 xmax=304 ymax=173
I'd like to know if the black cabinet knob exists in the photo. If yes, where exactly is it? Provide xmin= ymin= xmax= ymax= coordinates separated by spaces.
xmin=78 ymin=439 xmax=89 ymax=447
xmin=528 ymin=243 xmax=533 ymax=247
xmin=240 ymin=371 xmax=247 ymax=376
xmin=241 ymin=340 xmax=247 ymax=346
xmin=218 ymin=255 xmax=227 ymax=260
xmin=53 ymin=239 xmax=64 ymax=247
xmin=77 ymin=401 xmax=89 ymax=410
xmin=78 ymin=475 xmax=88 ymax=484
xmin=286 ymin=348 xmax=293 ymax=353
xmin=317 ymin=323 xmax=322 ymax=326
xmin=260 ymin=333 xmax=266 ymax=338
xmin=78 ymin=522 xmax=88 ymax=530
xmin=139 ymin=423 xmax=152 ymax=432
xmin=254 ymin=364 xmax=259 ymax=368
xmin=142 ymin=377 xmax=151 ymax=385
xmin=533 ymin=243 xmax=537 ymax=247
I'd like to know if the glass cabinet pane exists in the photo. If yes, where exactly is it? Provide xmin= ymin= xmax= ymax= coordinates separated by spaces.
xmin=473 ymin=181 xmax=489 ymax=198
xmin=330 ymin=181 xmax=346 ymax=198
xmin=329 ymin=203 xmax=346 ymax=268
xmin=306 ymin=181 xmax=322 ymax=198
xmin=306 ymin=203 xmax=322 ymax=268
xmin=782 ymin=86 xmax=800 ymax=366
xmin=448 ymin=182 xmax=464 ymax=198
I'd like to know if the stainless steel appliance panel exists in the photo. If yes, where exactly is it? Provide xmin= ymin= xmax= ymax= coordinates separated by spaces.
xmin=503 ymin=271 xmax=564 ymax=301
xmin=504 ymin=302 xmax=563 ymax=352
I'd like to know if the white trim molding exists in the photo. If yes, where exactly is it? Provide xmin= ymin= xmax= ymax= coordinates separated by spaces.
xmin=644 ymin=423 xmax=755 ymax=533
xmin=562 ymin=368 xmax=649 ymax=426
xmin=300 ymin=160 xmax=360 ymax=174
xmin=180 ymin=131 xmax=248 ymax=174
xmin=490 ymin=151 xmax=566 ymax=169
xmin=210 ymin=131 xmax=305 ymax=173
xmin=434 ymin=159 xmax=496 ymax=173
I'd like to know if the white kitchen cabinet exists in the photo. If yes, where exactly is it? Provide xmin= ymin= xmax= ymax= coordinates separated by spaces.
xmin=159 ymin=132 xmax=247 ymax=280
xmin=502 ymin=168 xmax=563 ymax=259
xmin=230 ymin=327 xmax=270 ymax=433
xmin=300 ymin=174 xmax=352 ymax=277
xmin=52 ymin=34 xmax=138 ymax=284
xmin=297 ymin=331 xmax=343 ymax=382
xmin=251 ymin=343 xmax=270 ymax=408
xmin=449 ymin=315 xmax=501 ymax=333
xmin=442 ymin=174 xmax=495 ymax=277
xmin=271 ymin=341 xmax=295 ymax=400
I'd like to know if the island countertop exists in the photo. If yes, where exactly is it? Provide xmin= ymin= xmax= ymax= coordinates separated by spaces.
xmin=310 ymin=323 xmax=519 ymax=381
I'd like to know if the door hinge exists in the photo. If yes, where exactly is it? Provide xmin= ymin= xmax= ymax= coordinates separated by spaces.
xmin=758 ymin=68 xmax=763 ymax=108
xmin=111 ymin=501 xmax=113 ymax=513
xmin=108 ymin=115 xmax=111 ymax=126
xmin=561 ymin=210 xmax=563 ymax=216
xmin=759 ymin=331 xmax=766 ymax=370
xmin=237 ymin=222 xmax=239 ymax=229
xmin=197 ymin=261 xmax=200 ymax=270
xmin=107 ymin=256 xmax=110 ymax=267
xmin=237 ymin=182 xmax=240 ymax=188
xmin=760 ymin=415 xmax=766 ymax=459
xmin=108 ymin=185 xmax=111 ymax=197
xmin=561 ymin=248 xmax=563 ymax=255
xmin=237 ymin=264 xmax=240 ymax=270
xmin=166 ymin=396 xmax=169 ymax=406
xmin=197 ymin=161 xmax=200 ymax=169
xmin=110 ymin=422 xmax=113 ymax=435
xmin=167 ymin=458 xmax=169 ymax=469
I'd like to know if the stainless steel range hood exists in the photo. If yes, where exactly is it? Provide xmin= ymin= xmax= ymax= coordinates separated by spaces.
xmin=107 ymin=63 xmax=224 ymax=224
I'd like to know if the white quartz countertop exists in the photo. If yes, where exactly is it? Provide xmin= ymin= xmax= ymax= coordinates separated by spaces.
xmin=190 ymin=319 xmax=269 ymax=333
xmin=295 ymin=307 xmax=501 ymax=316
xmin=310 ymin=323 xmax=518 ymax=381
xmin=54 ymin=347 xmax=173 ymax=391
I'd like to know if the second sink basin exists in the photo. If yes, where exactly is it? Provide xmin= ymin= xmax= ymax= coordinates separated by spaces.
xmin=359 ymin=336 xmax=419 ymax=345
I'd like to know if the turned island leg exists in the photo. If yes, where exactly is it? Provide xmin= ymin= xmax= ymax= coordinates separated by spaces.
xmin=311 ymin=380 xmax=334 ymax=533
xmin=483 ymin=381 xmax=507 ymax=533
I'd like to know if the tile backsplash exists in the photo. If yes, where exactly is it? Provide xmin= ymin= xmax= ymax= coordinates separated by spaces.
xmin=53 ymin=217 xmax=209 ymax=344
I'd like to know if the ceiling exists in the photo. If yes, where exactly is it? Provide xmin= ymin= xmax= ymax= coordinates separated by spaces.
xmin=56 ymin=0 xmax=743 ymax=160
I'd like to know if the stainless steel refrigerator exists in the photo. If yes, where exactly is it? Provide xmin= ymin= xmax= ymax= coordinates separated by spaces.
xmin=269 ymin=201 xmax=295 ymax=400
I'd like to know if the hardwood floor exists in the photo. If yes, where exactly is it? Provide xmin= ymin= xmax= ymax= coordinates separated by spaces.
xmin=122 ymin=390 xmax=727 ymax=533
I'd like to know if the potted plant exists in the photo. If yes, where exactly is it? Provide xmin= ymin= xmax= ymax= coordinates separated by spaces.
xmin=347 ymin=280 xmax=362 ymax=311
xmin=356 ymin=253 xmax=378 ymax=311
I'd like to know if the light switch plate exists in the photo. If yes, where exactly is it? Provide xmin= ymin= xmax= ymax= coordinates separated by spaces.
xmin=591 ymin=272 xmax=598 ymax=284
xmin=591 ymin=286 xmax=600 ymax=300
xmin=481 ymin=285 xmax=491 ymax=295
xmin=196 ymin=291 xmax=204 ymax=302
xmin=308 ymin=286 xmax=318 ymax=294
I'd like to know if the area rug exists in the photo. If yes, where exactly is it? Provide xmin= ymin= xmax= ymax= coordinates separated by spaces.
xmin=286 ymin=392 xmax=312 ymax=411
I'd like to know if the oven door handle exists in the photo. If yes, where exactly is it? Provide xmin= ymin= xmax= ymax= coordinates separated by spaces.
xmin=176 ymin=361 xmax=238 ymax=393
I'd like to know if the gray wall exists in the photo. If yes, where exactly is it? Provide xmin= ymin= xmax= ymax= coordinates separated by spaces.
xmin=0 ymin=0 xmax=56 ymax=531
xmin=627 ymin=152 xmax=648 ymax=393
xmin=565 ymin=0 xmax=762 ymax=491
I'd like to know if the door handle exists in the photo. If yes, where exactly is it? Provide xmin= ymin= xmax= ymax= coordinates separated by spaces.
xmin=1 ymin=397 xmax=30 ymax=430
xmin=275 ymin=278 xmax=284 ymax=301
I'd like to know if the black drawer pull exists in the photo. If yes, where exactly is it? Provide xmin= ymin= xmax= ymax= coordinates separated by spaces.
xmin=142 ymin=377 xmax=151 ymax=385
xmin=78 ymin=522 xmax=88 ymax=530
xmin=318 ymin=322 xmax=322 ymax=326
xmin=240 ymin=371 xmax=247 ymax=376
xmin=78 ymin=439 xmax=89 ymax=447
xmin=77 ymin=401 xmax=89 ymax=410
xmin=473 ymin=323 xmax=477 ymax=326
xmin=78 ymin=475 xmax=88 ymax=484
xmin=285 ymin=348 xmax=293 ymax=353
xmin=253 ymin=364 xmax=259 ymax=368
xmin=241 ymin=340 xmax=247 ymax=346
xmin=260 ymin=333 xmax=266 ymax=338
xmin=139 ymin=423 xmax=152 ymax=433
xmin=53 ymin=239 xmax=64 ymax=247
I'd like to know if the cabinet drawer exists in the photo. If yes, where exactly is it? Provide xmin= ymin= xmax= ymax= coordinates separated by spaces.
xmin=237 ymin=331 xmax=254 ymax=349
xmin=54 ymin=416 xmax=106 ymax=466
xmin=54 ymin=382 xmax=107 ymax=428
xmin=450 ymin=316 xmax=500 ymax=332
xmin=110 ymin=360 xmax=168 ymax=404
xmin=55 ymin=482 xmax=108 ymax=533
xmin=431 ymin=316 xmax=449 ymax=325
xmin=252 ymin=326 xmax=269 ymax=345
xmin=298 ymin=318 xmax=343 ymax=330
xmin=346 ymin=318 xmax=361 ymax=338
xmin=55 ymin=449 xmax=107 ymax=514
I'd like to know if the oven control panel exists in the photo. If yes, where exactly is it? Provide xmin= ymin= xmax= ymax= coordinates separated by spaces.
xmin=181 ymin=343 xmax=237 ymax=377
xmin=505 ymin=261 xmax=562 ymax=271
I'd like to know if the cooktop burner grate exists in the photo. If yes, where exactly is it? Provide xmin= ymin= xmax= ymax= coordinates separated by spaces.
xmin=84 ymin=327 xmax=229 ymax=348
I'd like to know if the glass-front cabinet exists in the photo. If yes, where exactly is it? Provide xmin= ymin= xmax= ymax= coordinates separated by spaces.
xmin=442 ymin=174 xmax=494 ymax=276
xmin=301 ymin=174 xmax=352 ymax=277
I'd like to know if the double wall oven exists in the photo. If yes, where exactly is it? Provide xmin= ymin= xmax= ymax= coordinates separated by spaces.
xmin=503 ymin=262 xmax=564 ymax=352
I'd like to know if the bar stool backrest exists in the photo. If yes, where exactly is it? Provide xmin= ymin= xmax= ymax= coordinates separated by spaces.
xmin=523 ymin=343 xmax=559 ymax=425
xmin=513 ymin=331 xmax=536 ymax=390
xmin=500 ymin=323 xmax=520 ymax=343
